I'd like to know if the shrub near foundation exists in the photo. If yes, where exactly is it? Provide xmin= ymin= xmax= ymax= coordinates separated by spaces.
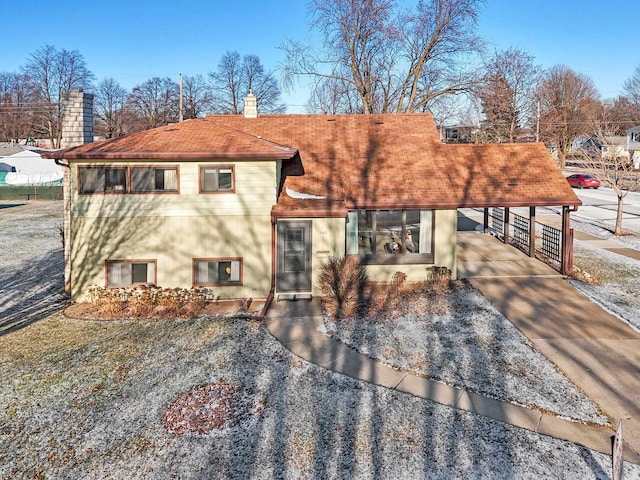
xmin=86 ymin=285 xmax=211 ymax=319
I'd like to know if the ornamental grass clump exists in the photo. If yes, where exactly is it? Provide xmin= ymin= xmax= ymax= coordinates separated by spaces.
xmin=318 ymin=256 xmax=371 ymax=319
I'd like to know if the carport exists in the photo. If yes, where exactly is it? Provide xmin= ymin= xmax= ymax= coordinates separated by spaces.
xmin=456 ymin=205 xmax=577 ymax=277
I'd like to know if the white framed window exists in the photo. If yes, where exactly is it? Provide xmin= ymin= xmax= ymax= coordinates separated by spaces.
xmin=106 ymin=260 xmax=156 ymax=287
xmin=200 ymin=166 xmax=234 ymax=192
xmin=194 ymin=258 xmax=242 ymax=286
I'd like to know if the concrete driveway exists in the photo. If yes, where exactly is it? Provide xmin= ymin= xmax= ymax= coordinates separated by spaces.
xmin=456 ymin=229 xmax=640 ymax=461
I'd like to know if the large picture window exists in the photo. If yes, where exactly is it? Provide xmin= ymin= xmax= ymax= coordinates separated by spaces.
xmin=200 ymin=166 xmax=234 ymax=192
xmin=106 ymin=260 xmax=156 ymax=287
xmin=194 ymin=258 xmax=242 ymax=286
xmin=346 ymin=209 xmax=434 ymax=264
xmin=78 ymin=166 xmax=178 ymax=194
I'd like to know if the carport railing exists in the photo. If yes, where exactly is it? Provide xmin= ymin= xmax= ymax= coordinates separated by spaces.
xmin=484 ymin=207 xmax=567 ymax=273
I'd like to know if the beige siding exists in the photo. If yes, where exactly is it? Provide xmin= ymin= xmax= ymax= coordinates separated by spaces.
xmin=69 ymin=159 xmax=277 ymax=301
xmin=310 ymin=217 xmax=346 ymax=296
xmin=71 ymin=160 xmax=278 ymax=218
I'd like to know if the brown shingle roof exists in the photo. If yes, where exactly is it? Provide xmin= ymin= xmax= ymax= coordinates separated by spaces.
xmin=45 ymin=113 xmax=580 ymax=210
xmin=206 ymin=114 xmax=580 ymax=209
xmin=43 ymin=118 xmax=297 ymax=160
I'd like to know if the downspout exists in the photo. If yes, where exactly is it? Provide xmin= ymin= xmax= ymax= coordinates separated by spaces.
xmin=55 ymin=158 xmax=72 ymax=294
xmin=258 ymin=213 xmax=277 ymax=321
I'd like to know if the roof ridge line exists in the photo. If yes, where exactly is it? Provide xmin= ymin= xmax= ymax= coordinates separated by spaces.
xmin=204 ymin=118 xmax=297 ymax=154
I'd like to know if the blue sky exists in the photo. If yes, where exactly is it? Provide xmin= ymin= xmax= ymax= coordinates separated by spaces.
xmin=1 ymin=0 xmax=638 ymax=112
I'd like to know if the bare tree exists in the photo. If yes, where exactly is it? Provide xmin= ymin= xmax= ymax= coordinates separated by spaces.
xmin=623 ymin=64 xmax=640 ymax=109
xmin=209 ymin=51 xmax=285 ymax=114
xmin=281 ymin=0 xmax=483 ymax=114
xmin=0 ymin=72 xmax=34 ymax=142
xmin=578 ymin=107 xmax=640 ymax=235
xmin=307 ymin=77 xmax=363 ymax=113
xmin=126 ymin=77 xmax=179 ymax=131
xmin=22 ymin=45 xmax=94 ymax=147
xmin=476 ymin=48 xmax=541 ymax=143
xmin=182 ymin=74 xmax=212 ymax=119
xmin=94 ymin=77 xmax=128 ymax=138
xmin=537 ymin=65 xmax=600 ymax=168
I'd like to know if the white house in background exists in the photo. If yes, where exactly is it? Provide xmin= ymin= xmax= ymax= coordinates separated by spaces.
xmin=628 ymin=126 xmax=640 ymax=151
xmin=0 ymin=149 xmax=63 ymax=186
xmin=627 ymin=126 xmax=640 ymax=169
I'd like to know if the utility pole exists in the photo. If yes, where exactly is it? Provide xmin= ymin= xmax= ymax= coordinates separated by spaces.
xmin=536 ymin=100 xmax=540 ymax=142
xmin=179 ymin=74 xmax=184 ymax=122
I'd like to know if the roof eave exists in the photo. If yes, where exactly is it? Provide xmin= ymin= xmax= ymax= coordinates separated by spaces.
xmin=42 ymin=150 xmax=298 ymax=160
xmin=346 ymin=198 xmax=582 ymax=209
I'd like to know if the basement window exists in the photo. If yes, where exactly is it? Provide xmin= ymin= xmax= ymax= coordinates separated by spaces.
xmin=106 ymin=260 xmax=156 ymax=287
xmin=193 ymin=258 xmax=242 ymax=286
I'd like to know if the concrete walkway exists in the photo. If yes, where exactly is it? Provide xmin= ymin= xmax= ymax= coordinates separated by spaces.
xmin=265 ymin=230 xmax=640 ymax=464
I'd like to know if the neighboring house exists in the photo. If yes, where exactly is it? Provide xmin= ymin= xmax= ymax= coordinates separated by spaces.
xmin=627 ymin=126 xmax=640 ymax=168
xmin=0 ymin=149 xmax=63 ymax=185
xmin=0 ymin=142 xmax=24 ymax=159
xmin=573 ymin=135 xmax=628 ymax=160
xmin=45 ymin=97 xmax=580 ymax=302
xmin=628 ymin=125 xmax=640 ymax=151
xmin=439 ymin=125 xmax=475 ymax=143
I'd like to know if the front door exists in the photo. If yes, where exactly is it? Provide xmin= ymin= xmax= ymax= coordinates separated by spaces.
xmin=276 ymin=220 xmax=312 ymax=292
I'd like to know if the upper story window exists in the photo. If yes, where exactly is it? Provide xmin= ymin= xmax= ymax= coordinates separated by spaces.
xmin=346 ymin=209 xmax=434 ymax=264
xmin=200 ymin=165 xmax=234 ymax=193
xmin=78 ymin=166 xmax=178 ymax=194
xmin=131 ymin=167 xmax=178 ymax=192
xmin=632 ymin=131 xmax=640 ymax=143
xmin=79 ymin=167 xmax=127 ymax=193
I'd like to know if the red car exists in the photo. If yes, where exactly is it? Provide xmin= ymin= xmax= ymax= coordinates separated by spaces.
xmin=566 ymin=174 xmax=600 ymax=189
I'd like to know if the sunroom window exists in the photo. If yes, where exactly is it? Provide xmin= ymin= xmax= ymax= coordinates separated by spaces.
xmin=346 ymin=210 xmax=434 ymax=263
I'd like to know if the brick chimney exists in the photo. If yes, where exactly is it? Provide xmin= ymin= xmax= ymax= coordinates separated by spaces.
xmin=243 ymin=90 xmax=257 ymax=118
xmin=61 ymin=89 xmax=94 ymax=147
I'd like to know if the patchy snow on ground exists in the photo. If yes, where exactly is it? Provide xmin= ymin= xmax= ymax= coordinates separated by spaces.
xmin=324 ymin=282 xmax=608 ymax=425
xmin=2 ymin=314 xmax=638 ymax=480
xmin=570 ymin=242 xmax=640 ymax=332
xmin=2 ymin=200 xmax=640 ymax=478
xmin=0 ymin=201 xmax=67 ymax=334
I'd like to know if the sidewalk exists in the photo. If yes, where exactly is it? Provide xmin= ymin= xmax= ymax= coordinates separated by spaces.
xmin=265 ymin=294 xmax=639 ymax=463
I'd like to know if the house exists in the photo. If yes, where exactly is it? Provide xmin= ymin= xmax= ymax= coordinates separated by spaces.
xmin=0 ymin=149 xmax=63 ymax=185
xmin=573 ymin=135 xmax=628 ymax=161
xmin=44 ymin=95 xmax=581 ymax=303
xmin=628 ymin=125 xmax=640 ymax=151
